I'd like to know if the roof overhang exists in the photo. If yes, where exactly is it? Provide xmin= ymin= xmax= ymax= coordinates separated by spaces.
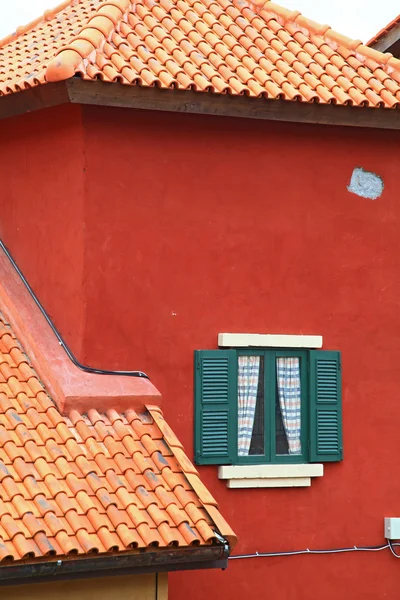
xmin=369 ymin=21 xmax=400 ymax=55
xmin=1 ymin=77 xmax=400 ymax=130
xmin=0 ymin=544 xmax=229 ymax=587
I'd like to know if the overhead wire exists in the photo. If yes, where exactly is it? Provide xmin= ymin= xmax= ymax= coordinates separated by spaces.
xmin=0 ymin=240 xmax=149 ymax=380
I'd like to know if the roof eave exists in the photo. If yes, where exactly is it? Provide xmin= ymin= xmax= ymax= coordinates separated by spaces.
xmin=0 ymin=543 xmax=229 ymax=587
xmin=369 ymin=21 xmax=400 ymax=54
xmin=1 ymin=78 xmax=400 ymax=131
xmin=0 ymin=81 xmax=70 ymax=121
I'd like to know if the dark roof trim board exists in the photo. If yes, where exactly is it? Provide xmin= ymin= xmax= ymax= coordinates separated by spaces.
xmin=2 ymin=76 xmax=400 ymax=130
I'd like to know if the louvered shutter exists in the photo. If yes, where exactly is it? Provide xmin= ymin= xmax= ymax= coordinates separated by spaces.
xmin=309 ymin=350 xmax=343 ymax=462
xmin=194 ymin=350 xmax=237 ymax=465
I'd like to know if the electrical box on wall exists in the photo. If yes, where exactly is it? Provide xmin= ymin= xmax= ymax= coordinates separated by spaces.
xmin=384 ymin=518 xmax=400 ymax=540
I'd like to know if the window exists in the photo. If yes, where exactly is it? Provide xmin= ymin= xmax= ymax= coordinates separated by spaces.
xmin=194 ymin=348 xmax=342 ymax=466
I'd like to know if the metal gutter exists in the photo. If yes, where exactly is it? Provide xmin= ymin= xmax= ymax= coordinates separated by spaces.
xmin=0 ymin=544 xmax=229 ymax=587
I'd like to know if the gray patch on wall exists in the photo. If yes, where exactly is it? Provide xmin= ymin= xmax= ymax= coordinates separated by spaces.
xmin=347 ymin=167 xmax=384 ymax=200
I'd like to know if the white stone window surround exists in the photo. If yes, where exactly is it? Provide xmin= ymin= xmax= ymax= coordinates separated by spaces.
xmin=219 ymin=464 xmax=323 ymax=488
xmin=218 ymin=332 xmax=324 ymax=488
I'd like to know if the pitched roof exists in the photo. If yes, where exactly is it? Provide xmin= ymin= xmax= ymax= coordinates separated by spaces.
xmin=367 ymin=14 xmax=400 ymax=48
xmin=1 ymin=0 xmax=400 ymax=109
xmin=0 ymin=312 xmax=235 ymax=563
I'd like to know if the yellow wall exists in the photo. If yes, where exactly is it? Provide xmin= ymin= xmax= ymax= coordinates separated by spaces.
xmin=2 ymin=572 xmax=167 ymax=600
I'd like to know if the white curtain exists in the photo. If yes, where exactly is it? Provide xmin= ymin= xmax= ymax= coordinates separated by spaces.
xmin=276 ymin=357 xmax=301 ymax=455
xmin=238 ymin=356 xmax=260 ymax=456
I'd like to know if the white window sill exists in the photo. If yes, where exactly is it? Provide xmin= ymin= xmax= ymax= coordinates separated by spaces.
xmin=218 ymin=464 xmax=324 ymax=488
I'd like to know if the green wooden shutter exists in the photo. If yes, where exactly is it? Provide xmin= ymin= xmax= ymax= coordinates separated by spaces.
xmin=309 ymin=350 xmax=343 ymax=462
xmin=194 ymin=350 xmax=237 ymax=465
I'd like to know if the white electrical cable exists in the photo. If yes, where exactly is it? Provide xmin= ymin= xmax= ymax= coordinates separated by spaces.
xmin=229 ymin=541 xmax=400 ymax=560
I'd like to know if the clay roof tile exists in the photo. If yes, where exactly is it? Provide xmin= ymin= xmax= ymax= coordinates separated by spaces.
xmin=0 ymin=0 xmax=398 ymax=108
xmin=0 ymin=311 xmax=236 ymax=564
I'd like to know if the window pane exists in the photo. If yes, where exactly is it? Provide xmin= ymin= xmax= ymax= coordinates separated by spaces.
xmin=276 ymin=357 xmax=301 ymax=455
xmin=249 ymin=357 xmax=264 ymax=456
xmin=238 ymin=356 xmax=264 ymax=457
xmin=275 ymin=395 xmax=289 ymax=455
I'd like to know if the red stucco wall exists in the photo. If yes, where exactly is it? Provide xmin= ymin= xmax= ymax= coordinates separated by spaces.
xmin=2 ymin=102 xmax=400 ymax=598
xmin=80 ymin=107 xmax=400 ymax=600
xmin=0 ymin=104 xmax=86 ymax=358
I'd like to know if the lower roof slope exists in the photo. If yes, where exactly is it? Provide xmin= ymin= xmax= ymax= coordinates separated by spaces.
xmin=0 ymin=314 xmax=235 ymax=563
xmin=0 ymin=0 xmax=400 ymax=108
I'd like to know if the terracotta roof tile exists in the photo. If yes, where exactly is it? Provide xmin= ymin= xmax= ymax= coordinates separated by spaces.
xmin=0 ymin=0 xmax=400 ymax=108
xmin=0 ymin=312 xmax=236 ymax=564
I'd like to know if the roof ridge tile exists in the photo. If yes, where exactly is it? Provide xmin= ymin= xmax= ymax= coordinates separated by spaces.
xmin=46 ymin=0 xmax=131 ymax=82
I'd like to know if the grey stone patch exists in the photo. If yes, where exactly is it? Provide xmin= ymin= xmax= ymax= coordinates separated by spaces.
xmin=347 ymin=167 xmax=384 ymax=200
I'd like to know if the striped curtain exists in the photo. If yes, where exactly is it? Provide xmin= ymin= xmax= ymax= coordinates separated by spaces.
xmin=238 ymin=356 xmax=260 ymax=456
xmin=276 ymin=357 xmax=301 ymax=455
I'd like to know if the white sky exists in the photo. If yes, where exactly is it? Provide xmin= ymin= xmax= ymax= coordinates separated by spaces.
xmin=0 ymin=0 xmax=398 ymax=42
